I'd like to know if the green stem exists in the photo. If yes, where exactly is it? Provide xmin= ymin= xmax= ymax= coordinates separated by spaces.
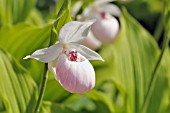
xmin=140 ymin=1 xmax=170 ymax=113
xmin=33 ymin=18 xmax=57 ymax=113
xmin=153 ymin=15 xmax=163 ymax=41
xmin=34 ymin=63 xmax=48 ymax=113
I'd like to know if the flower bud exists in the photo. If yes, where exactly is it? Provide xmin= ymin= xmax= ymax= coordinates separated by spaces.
xmin=91 ymin=13 xmax=119 ymax=44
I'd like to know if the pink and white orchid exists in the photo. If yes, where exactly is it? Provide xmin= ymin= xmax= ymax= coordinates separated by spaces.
xmin=23 ymin=20 xmax=104 ymax=94
xmin=82 ymin=0 xmax=121 ymax=44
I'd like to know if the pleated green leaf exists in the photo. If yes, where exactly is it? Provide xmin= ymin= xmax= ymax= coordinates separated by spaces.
xmin=0 ymin=0 xmax=36 ymax=26
xmin=0 ymin=23 xmax=51 ymax=60
xmin=0 ymin=93 xmax=9 ymax=113
xmin=93 ymin=8 xmax=169 ymax=113
xmin=55 ymin=0 xmax=71 ymax=18
xmin=59 ymin=90 xmax=114 ymax=113
xmin=0 ymin=23 xmax=51 ymax=84
xmin=63 ymin=94 xmax=96 ymax=112
xmin=44 ymin=78 xmax=70 ymax=102
xmin=0 ymin=49 xmax=37 ymax=113
xmin=40 ymin=101 xmax=76 ymax=113
xmin=85 ymin=90 xmax=115 ymax=113
xmin=151 ymin=49 xmax=170 ymax=113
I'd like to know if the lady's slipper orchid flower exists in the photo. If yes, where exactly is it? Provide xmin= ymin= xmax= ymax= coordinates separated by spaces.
xmin=23 ymin=20 xmax=104 ymax=94
xmin=82 ymin=0 xmax=121 ymax=44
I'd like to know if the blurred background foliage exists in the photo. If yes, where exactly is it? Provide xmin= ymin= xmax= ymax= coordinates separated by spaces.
xmin=0 ymin=0 xmax=169 ymax=113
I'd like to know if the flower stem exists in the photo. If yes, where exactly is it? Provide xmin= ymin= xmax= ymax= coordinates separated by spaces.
xmin=33 ymin=17 xmax=58 ymax=112
xmin=34 ymin=63 xmax=48 ymax=113
xmin=153 ymin=14 xmax=163 ymax=41
xmin=140 ymin=0 xmax=170 ymax=113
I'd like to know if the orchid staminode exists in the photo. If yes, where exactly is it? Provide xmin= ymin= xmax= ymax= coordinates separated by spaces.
xmin=24 ymin=20 xmax=104 ymax=94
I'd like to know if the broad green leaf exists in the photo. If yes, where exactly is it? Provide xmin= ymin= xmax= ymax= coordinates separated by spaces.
xmin=62 ymin=90 xmax=114 ymax=113
xmin=40 ymin=101 xmax=76 ymax=113
xmin=0 ymin=49 xmax=37 ymax=113
xmin=93 ymin=8 xmax=169 ymax=113
xmin=0 ymin=23 xmax=51 ymax=60
xmin=0 ymin=23 xmax=51 ymax=84
xmin=96 ymin=81 xmax=125 ymax=113
xmin=54 ymin=0 xmax=71 ymax=19
xmin=25 ymin=9 xmax=45 ymax=25
xmin=86 ymin=90 xmax=115 ymax=113
xmin=122 ymin=0 xmax=163 ymax=20
xmin=44 ymin=79 xmax=115 ymax=113
xmin=145 ymin=65 xmax=168 ymax=113
xmin=44 ymin=78 xmax=70 ymax=102
xmin=0 ymin=0 xmax=36 ymax=26
xmin=163 ymin=49 xmax=170 ymax=113
xmin=153 ymin=49 xmax=170 ymax=113
xmin=63 ymin=94 xmax=96 ymax=112
xmin=0 ymin=93 xmax=8 ymax=113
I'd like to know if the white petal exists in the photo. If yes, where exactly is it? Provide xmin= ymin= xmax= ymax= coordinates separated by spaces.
xmin=82 ymin=6 xmax=98 ymax=19
xmin=58 ymin=20 xmax=96 ymax=44
xmin=23 ymin=43 xmax=62 ymax=63
xmin=95 ymin=0 xmax=116 ymax=6
xmin=71 ymin=1 xmax=83 ymax=17
xmin=101 ymin=4 xmax=122 ymax=17
xmin=48 ymin=60 xmax=57 ymax=79
xmin=70 ymin=43 xmax=104 ymax=61
xmin=56 ymin=53 xmax=95 ymax=93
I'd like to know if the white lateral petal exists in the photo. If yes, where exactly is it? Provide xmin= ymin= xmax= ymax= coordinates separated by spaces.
xmin=101 ymin=4 xmax=122 ymax=17
xmin=95 ymin=0 xmax=116 ymax=6
xmin=82 ymin=6 xmax=92 ymax=18
xmin=70 ymin=43 xmax=104 ymax=61
xmin=58 ymin=20 xmax=96 ymax=44
xmin=23 ymin=43 xmax=62 ymax=63
xmin=82 ymin=6 xmax=100 ymax=19
xmin=48 ymin=60 xmax=57 ymax=79
xmin=71 ymin=1 xmax=83 ymax=17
